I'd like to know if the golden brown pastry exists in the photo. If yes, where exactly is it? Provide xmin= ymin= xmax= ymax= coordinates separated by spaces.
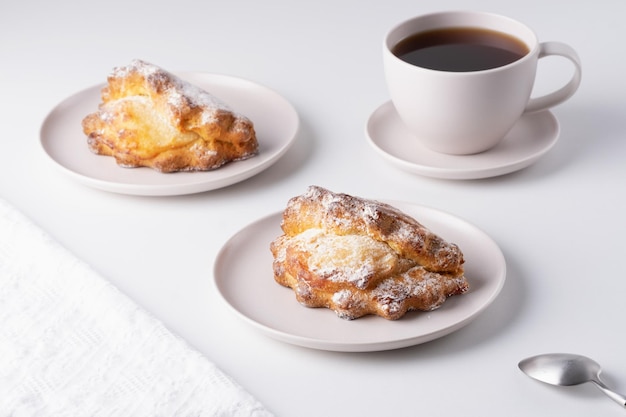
xmin=82 ymin=59 xmax=258 ymax=173
xmin=270 ymin=186 xmax=469 ymax=320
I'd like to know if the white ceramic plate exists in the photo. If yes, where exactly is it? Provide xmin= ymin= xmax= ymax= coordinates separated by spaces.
xmin=213 ymin=201 xmax=506 ymax=352
xmin=40 ymin=73 xmax=299 ymax=196
xmin=366 ymin=101 xmax=559 ymax=180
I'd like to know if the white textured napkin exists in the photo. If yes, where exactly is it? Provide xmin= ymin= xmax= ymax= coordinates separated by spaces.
xmin=0 ymin=198 xmax=273 ymax=417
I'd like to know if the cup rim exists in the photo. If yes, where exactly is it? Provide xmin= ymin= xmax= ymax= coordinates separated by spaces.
xmin=384 ymin=10 xmax=539 ymax=74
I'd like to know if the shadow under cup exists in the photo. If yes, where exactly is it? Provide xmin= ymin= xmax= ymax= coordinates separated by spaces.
xmin=383 ymin=12 xmax=545 ymax=155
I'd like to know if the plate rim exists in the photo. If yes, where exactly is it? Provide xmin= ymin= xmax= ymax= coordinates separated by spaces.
xmin=39 ymin=72 xmax=299 ymax=196
xmin=212 ymin=201 xmax=507 ymax=352
xmin=365 ymin=101 xmax=560 ymax=180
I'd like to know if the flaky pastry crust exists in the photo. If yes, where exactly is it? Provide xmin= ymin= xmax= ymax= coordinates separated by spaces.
xmin=82 ymin=59 xmax=258 ymax=173
xmin=270 ymin=186 xmax=469 ymax=320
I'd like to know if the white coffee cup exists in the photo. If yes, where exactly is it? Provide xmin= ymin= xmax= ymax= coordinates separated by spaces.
xmin=383 ymin=11 xmax=582 ymax=155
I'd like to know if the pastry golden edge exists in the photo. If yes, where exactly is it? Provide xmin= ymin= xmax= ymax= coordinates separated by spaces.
xmin=81 ymin=59 xmax=258 ymax=173
xmin=270 ymin=186 xmax=469 ymax=320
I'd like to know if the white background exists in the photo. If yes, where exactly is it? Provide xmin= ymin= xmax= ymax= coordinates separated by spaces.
xmin=2 ymin=0 xmax=625 ymax=415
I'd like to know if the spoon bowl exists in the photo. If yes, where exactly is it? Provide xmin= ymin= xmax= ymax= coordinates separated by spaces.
xmin=519 ymin=353 xmax=626 ymax=408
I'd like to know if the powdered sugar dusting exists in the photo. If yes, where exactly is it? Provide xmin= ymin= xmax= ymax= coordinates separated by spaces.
xmin=110 ymin=59 xmax=250 ymax=126
xmin=331 ymin=290 xmax=367 ymax=319
xmin=290 ymin=229 xmax=397 ymax=289
xmin=373 ymin=269 xmax=442 ymax=315
xmin=189 ymin=141 xmax=218 ymax=158
xmin=294 ymin=186 xmax=463 ymax=273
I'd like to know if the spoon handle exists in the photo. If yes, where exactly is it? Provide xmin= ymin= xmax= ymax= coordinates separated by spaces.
xmin=592 ymin=378 xmax=626 ymax=408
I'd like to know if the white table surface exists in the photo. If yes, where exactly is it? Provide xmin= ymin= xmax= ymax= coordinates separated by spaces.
xmin=2 ymin=0 xmax=625 ymax=415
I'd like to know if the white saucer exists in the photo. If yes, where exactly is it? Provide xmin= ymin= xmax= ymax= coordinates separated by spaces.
xmin=213 ymin=201 xmax=506 ymax=352
xmin=366 ymin=101 xmax=560 ymax=180
xmin=40 ymin=73 xmax=299 ymax=196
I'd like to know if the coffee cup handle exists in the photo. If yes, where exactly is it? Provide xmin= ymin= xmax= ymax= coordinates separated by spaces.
xmin=525 ymin=41 xmax=582 ymax=113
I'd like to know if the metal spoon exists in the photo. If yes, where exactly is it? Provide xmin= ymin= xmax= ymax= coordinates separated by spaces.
xmin=519 ymin=353 xmax=626 ymax=408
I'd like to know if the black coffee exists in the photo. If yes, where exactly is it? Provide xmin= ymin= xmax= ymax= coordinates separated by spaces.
xmin=392 ymin=27 xmax=529 ymax=72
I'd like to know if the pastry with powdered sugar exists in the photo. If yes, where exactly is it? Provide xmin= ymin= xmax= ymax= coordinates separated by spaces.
xmin=82 ymin=59 xmax=258 ymax=173
xmin=270 ymin=186 xmax=469 ymax=320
